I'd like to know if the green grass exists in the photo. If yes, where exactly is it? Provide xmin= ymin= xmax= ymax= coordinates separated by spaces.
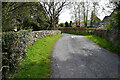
xmin=12 ymin=34 xmax=63 ymax=78
xmin=86 ymin=35 xmax=120 ymax=54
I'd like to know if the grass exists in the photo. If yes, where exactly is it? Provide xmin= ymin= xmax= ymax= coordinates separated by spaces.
xmin=62 ymin=30 xmax=120 ymax=55
xmin=86 ymin=35 xmax=120 ymax=54
xmin=12 ymin=34 xmax=63 ymax=78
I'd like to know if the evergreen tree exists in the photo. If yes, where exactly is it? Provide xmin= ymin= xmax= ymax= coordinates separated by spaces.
xmin=70 ymin=21 xmax=72 ymax=27
xmin=65 ymin=21 xmax=69 ymax=27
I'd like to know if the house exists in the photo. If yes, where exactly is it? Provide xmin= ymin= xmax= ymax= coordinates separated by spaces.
xmin=99 ymin=16 xmax=110 ymax=27
xmin=73 ymin=21 xmax=90 ymax=27
xmin=73 ymin=22 xmax=84 ymax=27
xmin=99 ymin=10 xmax=116 ymax=28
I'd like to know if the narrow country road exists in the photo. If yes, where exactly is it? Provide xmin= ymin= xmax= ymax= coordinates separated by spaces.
xmin=51 ymin=33 xmax=120 ymax=78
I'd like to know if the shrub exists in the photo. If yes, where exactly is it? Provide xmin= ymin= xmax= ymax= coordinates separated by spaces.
xmin=59 ymin=23 xmax=64 ymax=27
xmin=2 ymin=30 xmax=32 ymax=78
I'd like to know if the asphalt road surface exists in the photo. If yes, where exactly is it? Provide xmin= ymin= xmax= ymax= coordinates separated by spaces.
xmin=51 ymin=33 xmax=120 ymax=78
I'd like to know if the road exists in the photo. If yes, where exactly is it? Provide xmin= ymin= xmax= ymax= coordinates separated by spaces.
xmin=51 ymin=33 xmax=120 ymax=78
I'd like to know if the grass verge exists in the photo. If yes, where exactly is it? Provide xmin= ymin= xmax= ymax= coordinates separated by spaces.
xmin=12 ymin=34 xmax=63 ymax=78
xmin=86 ymin=35 xmax=120 ymax=55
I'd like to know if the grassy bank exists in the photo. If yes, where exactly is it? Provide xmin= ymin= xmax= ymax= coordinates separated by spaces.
xmin=12 ymin=34 xmax=62 ymax=78
xmin=62 ymin=31 xmax=120 ymax=54
xmin=86 ymin=35 xmax=120 ymax=54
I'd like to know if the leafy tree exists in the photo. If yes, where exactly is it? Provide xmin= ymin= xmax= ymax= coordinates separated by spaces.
xmin=107 ymin=2 xmax=120 ymax=31
xmin=2 ymin=2 xmax=49 ymax=32
xmin=112 ymin=2 xmax=120 ymax=30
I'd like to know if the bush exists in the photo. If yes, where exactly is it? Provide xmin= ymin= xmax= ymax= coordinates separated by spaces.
xmin=59 ymin=23 xmax=64 ymax=27
xmin=2 ymin=30 xmax=32 ymax=78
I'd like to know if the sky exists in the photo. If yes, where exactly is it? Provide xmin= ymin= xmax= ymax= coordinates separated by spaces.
xmin=58 ymin=0 xmax=113 ymax=24
xmin=59 ymin=9 xmax=72 ymax=24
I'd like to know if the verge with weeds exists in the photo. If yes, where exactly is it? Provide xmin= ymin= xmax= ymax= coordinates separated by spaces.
xmin=12 ymin=34 xmax=62 ymax=78
xmin=86 ymin=35 xmax=120 ymax=54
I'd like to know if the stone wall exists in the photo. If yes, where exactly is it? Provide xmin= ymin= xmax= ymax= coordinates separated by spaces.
xmin=93 ymin=29 xmax=120 ymax=48
xmin=2 ymin=30 xmax=61 ymax=78
xmin=32 ymin=30 xmax=61 ymax=42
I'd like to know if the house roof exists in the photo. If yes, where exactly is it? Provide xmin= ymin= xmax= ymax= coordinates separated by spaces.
xmin=101 ymin=16 xmax=110 ymax=23
xmin=100 ymin=9 xmax=116 ymax=24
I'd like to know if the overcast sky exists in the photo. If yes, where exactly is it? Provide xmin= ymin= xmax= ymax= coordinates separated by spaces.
xmin=58 ymin=0 xmax=113 ymax=23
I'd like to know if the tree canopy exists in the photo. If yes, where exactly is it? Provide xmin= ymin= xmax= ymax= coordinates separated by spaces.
xmin=2 ymin=2 xmax=49 ymax=32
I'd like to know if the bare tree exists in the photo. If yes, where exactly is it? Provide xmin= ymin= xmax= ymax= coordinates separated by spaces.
xmin=92 ymin=2 xmax=99 ymax=25
xmin=41 ymin=0 xmax=68 ymax=29
xmin=81 ymin=1 xmax=90 ymax=27
xmin=77 ymin=2 xmax=82 ymax=27
xmin=81 ymin=1 xmax=85 ymax=27
xmin=73 ymin=2 xmax=78 ymax=27
xmin=70 ymin=2 xmax=82 ymax=27
xmin=70 ymin=0 xmax=113 ymax=28
xmin=86 ymin=1 xmax=89 ymax=27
